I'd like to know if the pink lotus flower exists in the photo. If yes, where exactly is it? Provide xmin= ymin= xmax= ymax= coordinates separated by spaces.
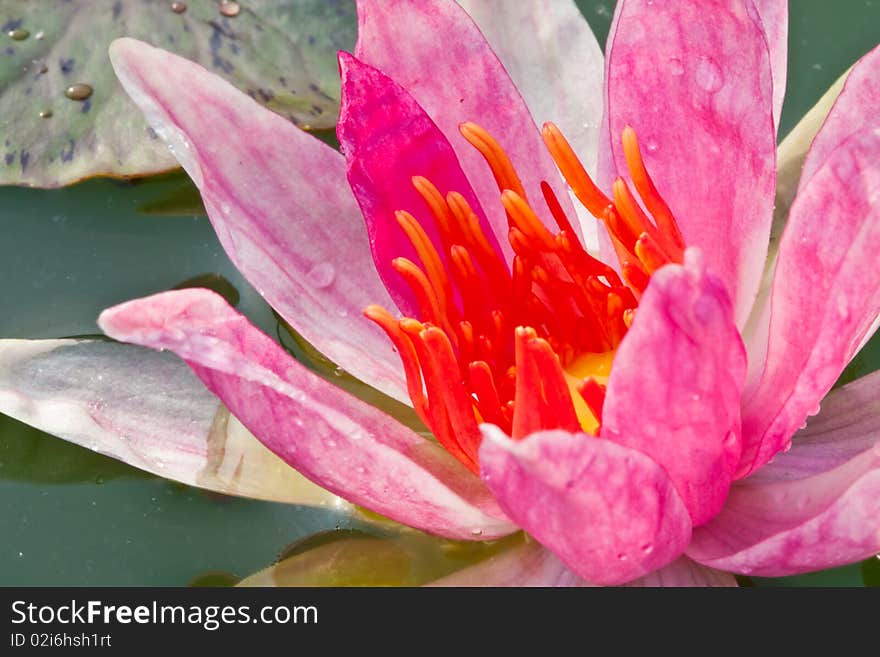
xmin=3 ymin=0 xmax=880 ymax=586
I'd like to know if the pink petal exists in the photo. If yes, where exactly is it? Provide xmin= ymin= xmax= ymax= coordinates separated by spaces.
xmin=0 ymin=339 xmax=344 ymax=507
xmin=624 ymin=557 xmax=737 ymax=587
xmin=108 ymin=38 xmax=408 ymax=404
xmin=751 ymin=0 xmax=788 ymax=134
xmin=98 ymin=289 xmax=515 ymax=541
xmin=478 ymin=425 xmax=692 ymax=586
xmin=336 ymin=53 xmax=504 ymax=317
xmin=747 ymin=371 xmax=880 ymax=485
xmin=601 ymin=250 xmax=747 ymax=526
xmin=797 ymin=44 xmax=880 ymax=188
xmin=603 ymin=0 xmax=777 ymax=326
xmin=688 ymin=433 xmax=880 ymax=577
xmin=426 ymin=540 xmax=590 ymax=587
xmin=738 ymin=128 xmax=880 ymax=477
xmin=354 ymin=0 xmax=579 ymax=253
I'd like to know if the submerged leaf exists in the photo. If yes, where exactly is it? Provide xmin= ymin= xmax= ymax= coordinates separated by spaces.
xmin=0 ymin=0 xmax=356 ymax=188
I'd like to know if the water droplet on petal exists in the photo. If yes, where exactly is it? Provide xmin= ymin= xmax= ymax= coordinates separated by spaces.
xmin=171 ymin=1 xmax=187 ymax=13
xmin=668 ymin=57 xmax=684 ymax=76
xmin=695 ymin=56 xmax=723 ymax=93
xmin=616 ymin=552 xmax=629 ymax=561
xmin=65 ymin=83 xmax=93 ymax=101
xmin=471 ymin=528 xmax=483 ymax=537
xmin=8 ymin=28 xmax=29 ymax=40
xmin=306 ymin=262 xmax=336 ymax=289
xmin=219 ymin=0 xmax=241 ymax=17
xmin=332 ymin=365 xmax=345 ymax=377
xmin=645 ymin=139 xmax=659 ymax=153
xmin=640 ymin=543 xmax=654 ymax=555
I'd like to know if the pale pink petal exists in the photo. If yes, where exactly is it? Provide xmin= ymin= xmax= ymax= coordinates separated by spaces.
xmin=108 ymin=38 xmax=407 ymax=404
xmin=751 ymin=0 xmax=788 ymax=134
xmin=0 ymin=339 xmax=344 ymax=507
xmin=688 ymin=436 xmax=880 ymax=577
xmin=336 ymin=53 xmax=504 ymax=316
xmin=478 ymin=425 xmax=692 ymax=586
xmin=797 ymin=44 xmax=880 ymax=187
xmin=427 ymin=540 xmax=589 ymax=587
xmin=455 ymin=0 xmax=604 ymax=173
xmin=98 ymin=289 xmax=516 ymax=541
xmin=354 ymin=0 xmax=580 ymax=253
xmin=603 ymin=0 xmax=776 ymax=326
xmin=738 ymin=128 xmax=880 ymax=477
xmin=747 ymin=371 xmax=880 ymax=485
xmin=602 ymin=250 xmax=747 ymax=526
xmin=624 ymin=557 xmax=737 ymax=587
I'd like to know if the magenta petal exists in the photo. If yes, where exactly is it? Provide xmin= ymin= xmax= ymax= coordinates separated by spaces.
xmin=98 ymin=289 xmax=515 ymax=541
xmin=624 ymin=557 xmax=737 ymax=587
xmin=354 ymin=0 xmax=579 ymax=252
xmin=108 ymin=39 xmax=408 ymax=404
xmin=478 ymin=426 xmax=692 ymax=586
xmin=688 ymin=430 xmax=880 ymax=577
xmin=336 ymin=53 xmax=505 ymax=317
xmin=427 ymin=541 xmax=589 ymax=587
xmin=738 ymin=128 xmax=880 ymax=477
xmin=602 ymin=250 xmax=747 ymax=526
xmin=603 ymin=0 xmax=776 ymax=325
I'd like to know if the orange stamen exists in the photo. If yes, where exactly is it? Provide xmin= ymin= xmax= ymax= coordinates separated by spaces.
xmin=459 ymin=122 xmax=527 ymax=198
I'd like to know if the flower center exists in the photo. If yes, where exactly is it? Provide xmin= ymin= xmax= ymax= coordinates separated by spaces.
xmin=364 ymin=123 xmax=684 ymax=474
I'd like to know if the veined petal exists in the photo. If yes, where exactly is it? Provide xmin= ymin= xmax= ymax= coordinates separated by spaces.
xmin=602 ymin=250 xmax=747 ymax=526
xmin=108 ymin=38 xmax=408 ymax=404
xmin=478 ymin=426 xmax=692 ymax=586
xmin=354 ymin=0 xmax=580 ymax=252
xmin=336 ymin=53 xmax=504 ymax=317
xmin=750 ymin=0 xmax=788 ymax=134
xmin=624 ymin=557 xmax=738 ymax=587
xmin=426 ymin=539 xmax=589 ymax=587
xmin=688 ymin=431 xmax=880 ymax=577
xmin=747 ymin=371 xmax=880 ymax=485
xmin=739 ymin=128 xmax=880 ymax=477
xmin=98 ymin=289 xmax=515 ymax=541
xmin=603 ymin=0 xmax=776 ymax=326
xmin=0 ymin=339 xmax=344 ymax=507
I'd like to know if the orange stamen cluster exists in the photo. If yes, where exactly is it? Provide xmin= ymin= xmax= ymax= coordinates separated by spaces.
xmin=364 ymin=122 xmax=685 ymax=474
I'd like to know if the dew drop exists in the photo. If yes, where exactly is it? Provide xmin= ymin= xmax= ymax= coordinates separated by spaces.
xmin=8 ymin=28 xmax=29 ymax=41
xmin=471 ymin=528 xmax=483 ymax=537
xmin=65 ymin=83 xmax=93 ymax=101
xmin=695 ymin=56 xmax=723 ymax=93
xmin=34 ymin=31 xmax=44 ymax=40
xmin=640 ymin=543 xmax=654 ymax=555
xmin=38 ymin=64 xmax=48 ymax=74
xmin=355 ymin=466 xmax=366 ymax=474
xmin=668 ymin=57 xmax=684 ymax=76
xmin=306 ymin=262 xmax=336 ymax=289
xmin=219 ymin=0 xmax=241 ymax=17
xmin=171 ymin=1 xmax=187 ymax=13
xmin=332 ymin=366 xmax=345 ymax=377
xmin=645 ymin=139 xmax=659 ymax=153
xmin=616 ymin=552 xmax=629 ymax=561
xmin=38 ymin=109 xmax=52 ymax=119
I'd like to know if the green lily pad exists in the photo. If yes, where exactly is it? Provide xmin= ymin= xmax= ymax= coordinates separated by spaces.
xmin=0 ymin=0 xmax=356 ymax=188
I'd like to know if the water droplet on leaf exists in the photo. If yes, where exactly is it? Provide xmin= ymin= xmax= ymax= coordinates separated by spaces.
xmin=38 ymin=109 xmax=52 ymax=119
xmin=171 ymin=1 xmax=187 ymax=13
xmin=8 ymin=28 xmax=29 ymax=41
xmin=65 ymin=83 xmax=93 ymax=101
xmin=219 ymin=1 xmax=241 ymax=17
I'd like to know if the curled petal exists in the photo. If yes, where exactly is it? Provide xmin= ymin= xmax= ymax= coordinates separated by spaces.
xmin=108 ymin=38 xmax=407 ymax=404
xmin=99 ymin=289 xmax=516 ymax=541
xmin=478 ymin=426 xmax=692 ymax=586
xmin=603 ymin=0 xmax=776 ymax=326
xmin=0 ymin=339 xmax=342 ymax=507
xmin=354 ymin=0 xmax=579 ymax=251
xmin=602 ymin=250 xmax=746 ymax=525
